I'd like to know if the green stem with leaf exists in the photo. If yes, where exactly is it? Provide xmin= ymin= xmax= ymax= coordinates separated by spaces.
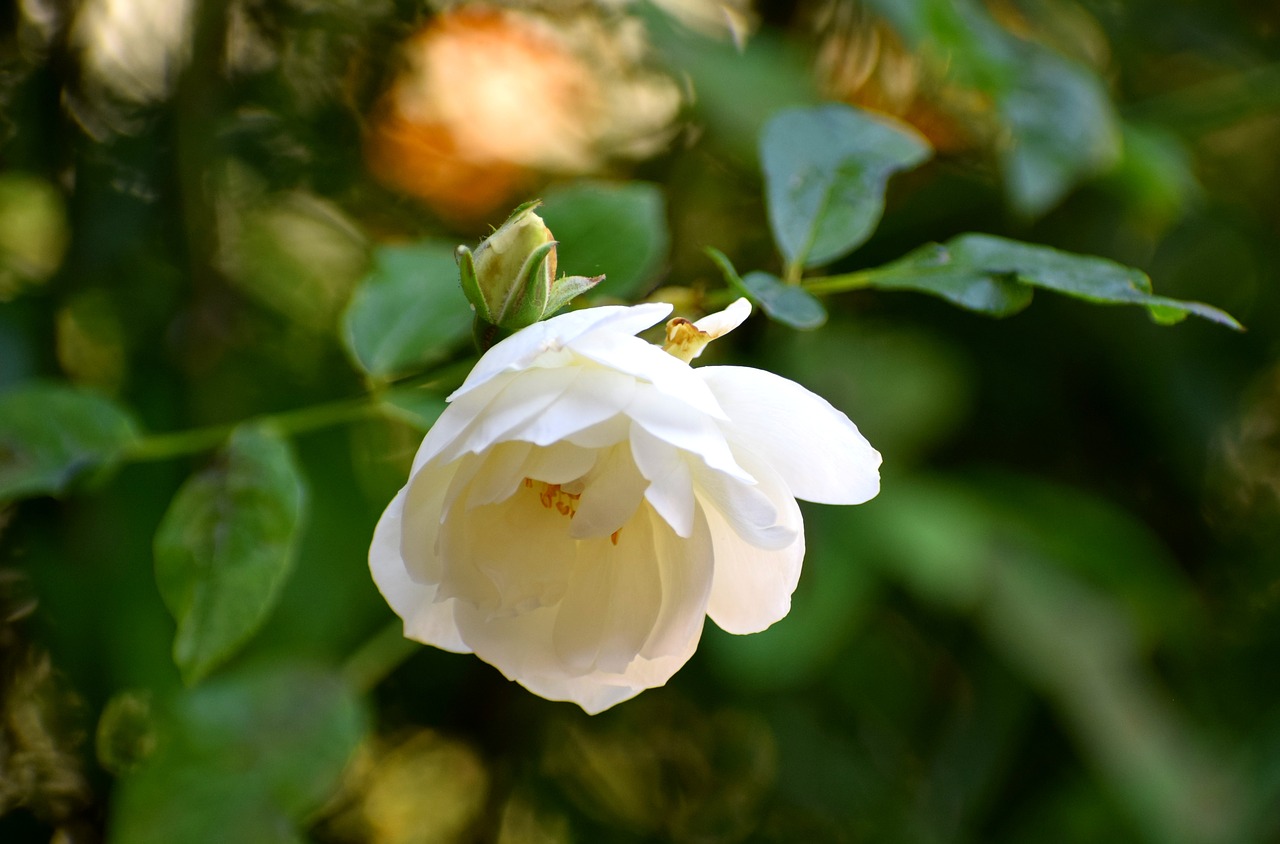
xmin=124 ymin=356 xmax=476 ymax=463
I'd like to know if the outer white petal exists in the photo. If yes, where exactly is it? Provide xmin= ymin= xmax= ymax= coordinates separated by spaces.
xmin=436 ymin=366 xmax=580 ymax=463
xmin=400 ymin=456 xmax=465 ymax=584
xmin=370 ymin=488 xmax=470 ymax=653
xmin=638 ymin=505 xmax=714 ymax=660
xmin=570 ymin=332 xmax=727 ymax=420
xmin=692 ymin=461 xmax=796 ymax=551
xmin=451 ymin=601 xmax=703 ymax=715
xmin=500 ymin=366 xmax=637 ymax=447
xmin=552 ymin=513 xmax=663 ymax=675
xmin=702 ymin=454 xmax=806 ymax=634
xmin=692 ymin=297 xmax=752 ymax=339
xmin=700 ymin=365 xmax=882 ymax=504
xmin=625 ymin=384 xmax=753 ymax=484
xmin=450 ymin=302 xmax=672 ymax=400
xmin=569 ymin=444 xmax=647 ymax=540
xmin=629 ymin=422 xmax=695 ymax=538
xmin=410 ymin=375 xmax=510 ymax=473
xmin=451 ymin=504 xmax=712 ymax=714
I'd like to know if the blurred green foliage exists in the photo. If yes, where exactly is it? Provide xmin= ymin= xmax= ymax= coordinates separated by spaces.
xmin=2 ymin=1 xmax=1279 ymax=843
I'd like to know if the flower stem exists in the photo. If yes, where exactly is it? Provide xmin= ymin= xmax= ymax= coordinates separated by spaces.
xmin=802 ymin=269 xmax=876 ymax=296
xmin=122 ymin=356 xmax=477 ymax=463
xmin=124 ymin=394 xmax=382 ymax=462
xmin=341 ymin=618 xmax=421 ymax=693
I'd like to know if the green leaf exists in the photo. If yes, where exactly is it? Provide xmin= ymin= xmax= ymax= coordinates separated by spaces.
xmin=999 ymin=49 xmax=1121 ymax=217
xmin=760 ymin=103 xmax=931 ymax=269
xmin=154 ymin=426 xmax=306 ymax=685
xmin=539 ymin=181 xmax=669 ymax=300
xmin=952 ymin=234 xmax=1241 ymax=328
xmin=705 ymin=248 xmax=827 ymax=330
xmin=0 ymin=382 xmax=139 ymax=503
xmin=741 ymin=272 xmax=828 ymax=330
xmin=342 ymin=241 xmax=473 ymax=380
xmin=858 ymin=235 xmax=1241 ymax=328
xmin=863 ymin=0 xmax=1119 ymax=217
xmin=110 ymin=664 xmax=366 ymax=844
xmin=851 ymin=242 xmax=1035 ymax=316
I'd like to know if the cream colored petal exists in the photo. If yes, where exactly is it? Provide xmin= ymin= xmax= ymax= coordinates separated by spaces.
xmin=638 ymin=504 xmax=713 ymax=660
xmin=450 ymin=302 xmax=672 ymax=400
xmin=569 ymin=331 xmax=727 ymax=420
xmin=399 ymin=455 xmax=464 ymax=584
xmin=465 ymin=440 xmax=533 ymax=510
xmin=625 ymin=383 xmax=753 ymax=483
xmin=703 ymin=454 xmax=806 ymax=635
xmin=629 ymin=422 xmax=695 ymax=538
xmin=569 ymin=443 xmax=647 ymax=540
xmin=693 ymin=460 xmax=796 ymax=551
xmin=450 ymin=602 xmax=652 ymax=714
xmin=436 ymin=365 xmax=580 ymax=464
xmin=552 ymin=514 xmax=662 ymax=675
xmin=438 ymin=480 xmax=580 ymax=616
xmin=410 ymin=375 xmax=510 ymax=474
xmin=450 ymin=504 xmax=710 ymax=714
xmin=370 ymin=488 xmax=470 ymax=653
xmin=521 ymin=440 xmax=598 ymax=484
xmin=700 ymin=365 xmax=881 ymax=504
xmin=691 ymin=297 xmax=751 ymax=339
xmin=565 ymin=414 xmax=630 ymax=449
xmin=500 ymin=365 xmax=636 ymax=447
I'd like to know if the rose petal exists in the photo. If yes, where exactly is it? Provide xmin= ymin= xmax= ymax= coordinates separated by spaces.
xmin=451 ymin=302 xmax=672 ymax=400
xmin=370 ymin=489 xmax=470 ymax=652
xmin=703 ymin=454 xmax=806 ymax=634
xmin=629 ymin=422 xmax=695 ymax=538
xmin=700 ymin=365 xmax=882 ymax=504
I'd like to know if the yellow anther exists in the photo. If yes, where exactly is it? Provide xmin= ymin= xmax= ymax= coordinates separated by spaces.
xmin=525 ymin=479 xmax=579 ymax=519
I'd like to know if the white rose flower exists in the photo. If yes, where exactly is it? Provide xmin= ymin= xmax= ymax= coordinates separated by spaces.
xmin=370 ymin=298 xmax=880 ymax=713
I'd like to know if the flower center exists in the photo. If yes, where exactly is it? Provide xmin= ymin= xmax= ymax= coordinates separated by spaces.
xmin=522 ymin=478 xmax=622 ymax=545
xmin=524 ymin=478 xmax=579 ymax=517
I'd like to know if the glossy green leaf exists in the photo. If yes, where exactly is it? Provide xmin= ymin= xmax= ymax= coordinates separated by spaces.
xmin=741 ymin=272 xmax=828 ymax=330
xmin=342 ymin=241 xmax=473 ymax=380
xmin=0 ymin=382 xmax=139 ymax=503
xmin=953 ymin=234 xmax=1241 ymax=327
xmin=110 ymin=665 xmax=365 ymax=844
xmin=852 ymin=242 xmax=1035 ymax=316
xmin=705 ymin=248 xmax=827 ymax=330
xmin=859 ymin=234 xmax=1241 ymax=328
xmin=761 ymin=103 xmax=931 ymax=268
xmin=539 ymin=181 xmax=669 ymax=300
xmin=154 ymin=426 xmax=306 ymax=685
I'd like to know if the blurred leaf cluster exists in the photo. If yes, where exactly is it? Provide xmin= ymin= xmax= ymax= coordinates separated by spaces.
xmin=2 ymin=0 xmax=1279 ymax=842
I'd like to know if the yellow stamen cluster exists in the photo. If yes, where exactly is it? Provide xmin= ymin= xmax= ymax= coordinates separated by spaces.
xmin=524 ymin=478 xmax=580 ymax=518
xmin=523 ymin=478 xmax=621 ymax=545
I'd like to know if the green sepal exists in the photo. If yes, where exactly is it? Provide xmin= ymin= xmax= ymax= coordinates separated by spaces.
xmin=497 ymin=239 xmax=556 ymax=329
xmin=455 ymin=245 xmax=491 ymax=323
xmin=545 ymin=274 xmax=605 ymax=315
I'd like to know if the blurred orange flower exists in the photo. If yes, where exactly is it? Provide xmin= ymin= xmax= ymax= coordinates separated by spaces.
xmin=366 ymin=6 xmax=681 ymax=224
